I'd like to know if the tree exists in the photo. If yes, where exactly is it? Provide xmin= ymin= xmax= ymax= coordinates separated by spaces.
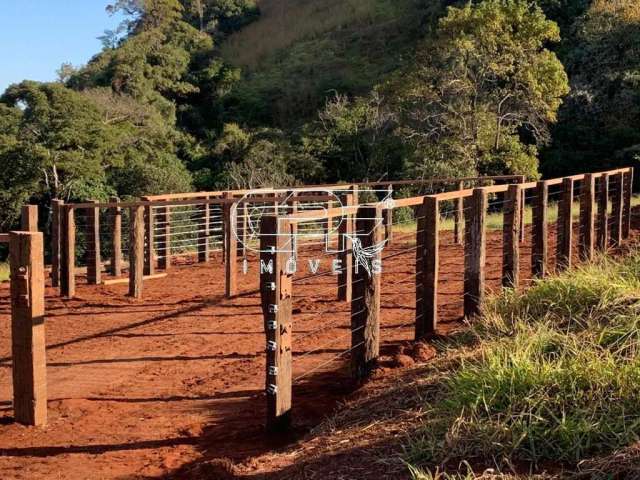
xmin=401 ymin=0 xmax=569 ymax=178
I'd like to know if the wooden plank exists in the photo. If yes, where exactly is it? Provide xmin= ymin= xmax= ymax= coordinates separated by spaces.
xmin=129 ymin=206 xmax=145 ymax=299
xmin=518 ymin=176 xmax=526 ymax=243
xmin=416 ymin=196 xmax=438 ymax=339
xmin=225 ymin=196 xmax=238 ymax=298
xmin=502 ymin=184 xmax=521 ymax=288
xmin=86 ymin=200 xmax=101 ymax=285
xmin=622 ymin=167 xmax=634 ymax=239
xmin=557 ymin=178 xmax=574 ymax=271
xmin=351 ymin=205 xmax=382 ymax=379
xmin=464 ymin=188 xmax=487 ymax=317
xmin=10 ymin=231 xmax=47 ymax=426
xmin=579 ymin=173 xmax=596 ymax=261
xmin=50 ymin=199 xmax=63 ymax=287
xmin=259 ymin=215 xmax=293 ymax=432
xmin=103 ymin=273 xmax=167 ymax=286
xmin=110 ymin=197 xmax=122 ymax=277
xmin=384 ymin=185 xmax=393 ymax=243
xmin=60 ymin=206 xmax=75 ymax=298
xmin=454 ymin=181 xmax=464 ymax=245
xmin=596 ymin=173 xmax=609 ymax=250
xmin=0 ymin=233 xmax=9 ymax=243
xmin=610 ymin=172 xmax=624 ymax=247
xmin=532 ymin=181 xmax=549 ymax=278
xmin=337 ymin=193 xmax=354 ymax=302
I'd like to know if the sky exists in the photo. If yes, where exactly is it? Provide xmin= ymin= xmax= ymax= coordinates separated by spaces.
xmin=0 ymin=1 xmax=126 ymax=93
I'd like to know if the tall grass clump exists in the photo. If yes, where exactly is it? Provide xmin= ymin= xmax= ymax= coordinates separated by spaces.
xmin=407 ymin=251 xmax=640 ymax=475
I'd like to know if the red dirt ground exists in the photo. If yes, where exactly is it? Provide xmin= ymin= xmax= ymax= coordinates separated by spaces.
xmin=0 ymin=221 xmax=601 ymax=479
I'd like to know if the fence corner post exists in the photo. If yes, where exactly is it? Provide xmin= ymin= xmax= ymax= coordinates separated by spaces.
xmin=260 ymin=214 xmax=293 ymax=432
xmin=337 ymin=192 xmax=354 ymax=302
xmin=225 ymin=195 xmax=238 ymax=298
xmin=110 ymin=197 xmax=122 ymax=276
xmin=10 ymin=231 xmax=47 ymax=426
xmin=87 ymin=200 xmax=102 ymax=285
xmin=351 ymin=205 xmax=382 ymax=380
xmin=597 ymin=173 xmax=609 ymax=251
xmin=464 ymin=187 xmax=487 ymax=317
xmin=611 ymin=172 xmax=624 ymax=247
xmin=51 ymin=199 xmax=64 ymax=288
xmin=60 ymin=206 xmax=76 ymax=298
xmin=622 ymin=167 xmax=634 ymax=239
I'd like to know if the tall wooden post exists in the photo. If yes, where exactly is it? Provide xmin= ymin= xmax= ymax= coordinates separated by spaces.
xmin=579 ymin=173 xmax=596 ymax=261
xmin=351 ymin=205 xmax=382 ymax=379
xmin=464 ymin=188 xmax=487 ymax=317
xmin=622 ymin=167 xmax=634 ymax=239
xmin=60 ymin=206 xmax=75 ymax=298
xmin=110 ymin=197 xmax=122 ymax=276
xmin=416 ymin=196 xmax=438 ymax=339
xmin=10 ymin=231 xmax=47 ymax=426
xmin=21 ymin=205 xmax=38 ymax=232
xmin=610 ymin=172 xmax=624 ymax=247
xmin=260 ymin=215 xmax=293 ymax=432
xmin=197 ymin=197 xmax=210 ymax=263
xmin=157 ymin=205 xmax=170 ymax=270
xmin=454 ymin=181 xmax=464 ymax=245
xmin=50 ymin=199 xmax=63 ymax=287
xmin=129 ymin=206 xmax=144 ymax=299
xmin=519 ymin=175 xmax=526 ymax=243
xmin=86 ymin=201 xmax=101 ymax=285
xmin=384 ymin=185 xmax=393 ymax=243
xmin=532 ymin=181 xmax=549 ymax=278
xmin=596 ymin=173 xmax=609 ymax=251
xmin=503 ymin=184 xmax=522 ymax=288
xmin=143 ymin=200 xmax=155 ymax=275
xmin=557 ymin=178 xmax=574 ymax=271
xmin=240 ymin=201 xmax=249 ymax=258
xmin=225 ymin=196 xmax=238 ymax=298
xmin=337 ymin=193 xmax=353 ymax=302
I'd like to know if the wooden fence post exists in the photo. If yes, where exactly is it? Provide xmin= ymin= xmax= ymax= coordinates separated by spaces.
xmin=21 ymin=205 xmax=38 ymax=232
xmin=454 ymin=181 xmax=464 ymax=245
xmin=597 ymin=173 xmax=609 ymax=251
xmin=86 ymin=201 xmax=101 ymax=285
xmin=337 ymin=193 xmax=353 ymax=302
xmin=225 ymin=197 xmax=238 ymax=298
xmin=610 ymin=172 xmax=624 ymax=247
xmin=143 ymin=200 xmax=155 ymax=275
xmin=10 ymin=231 xmax=47 ymax=426
xmin=60 ymin=206 xmax=75 ymax=298
xmin=557 ymin=178 xmax=574 ymax=271
xmin=502 ymin=184 xmax=521 ymax=288
xmin=464 ymin=188 xmax=487 ymax=317
xmin=129 ymin=206 xmax=144 ymax=299
xmin=532 ymin=181 xmax=549 ymax=278
xmin=416 ymin=196 xmax=438 ymax=339
xmin=110 ymin=197 xmax=122 ymax=276
xmin=156 ymin=204 xmax=170 ymax=270
xmin=579 ymin=173 xmax=596 ymax=261
xmin=622 ymin=167 xmax=634 ymax=239
xmin=384 ymin=185 xmax=393 ymax=243
xmin=259 ymin=215 xmax=293 ymax=432
xmin=519 ymin=176 xmax=526 ymax=243
xmin=50 ymin=199 xmax=63 ymax=287
xmin=198 ymin=197 xmax=210 ymax=263
xmin=351 ymin=205 xmax=382 ymax=379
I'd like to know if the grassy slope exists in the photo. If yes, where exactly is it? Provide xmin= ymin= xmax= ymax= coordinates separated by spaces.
xmin=220 ymin=0 xmax=431 ymax=127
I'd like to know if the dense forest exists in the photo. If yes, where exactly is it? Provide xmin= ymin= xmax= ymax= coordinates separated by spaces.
xmin=0 ymin=0 xmax=638 ymax=228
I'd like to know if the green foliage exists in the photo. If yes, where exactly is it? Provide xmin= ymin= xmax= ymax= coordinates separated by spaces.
xmin=400 ymin=0 xmax=569 ymax=179
xmin=407 ymin=253 xmax=640 ymax=473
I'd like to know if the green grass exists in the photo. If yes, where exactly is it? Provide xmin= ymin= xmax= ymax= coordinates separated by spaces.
xmin=405 ymin=251 xmax=640 ymax=477
xmin=0 ymin=263 xmax=8 ymax=282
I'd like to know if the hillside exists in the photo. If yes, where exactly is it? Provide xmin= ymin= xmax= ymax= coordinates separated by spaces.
xmin=219 ymin=0 xmax=430 ymax=127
